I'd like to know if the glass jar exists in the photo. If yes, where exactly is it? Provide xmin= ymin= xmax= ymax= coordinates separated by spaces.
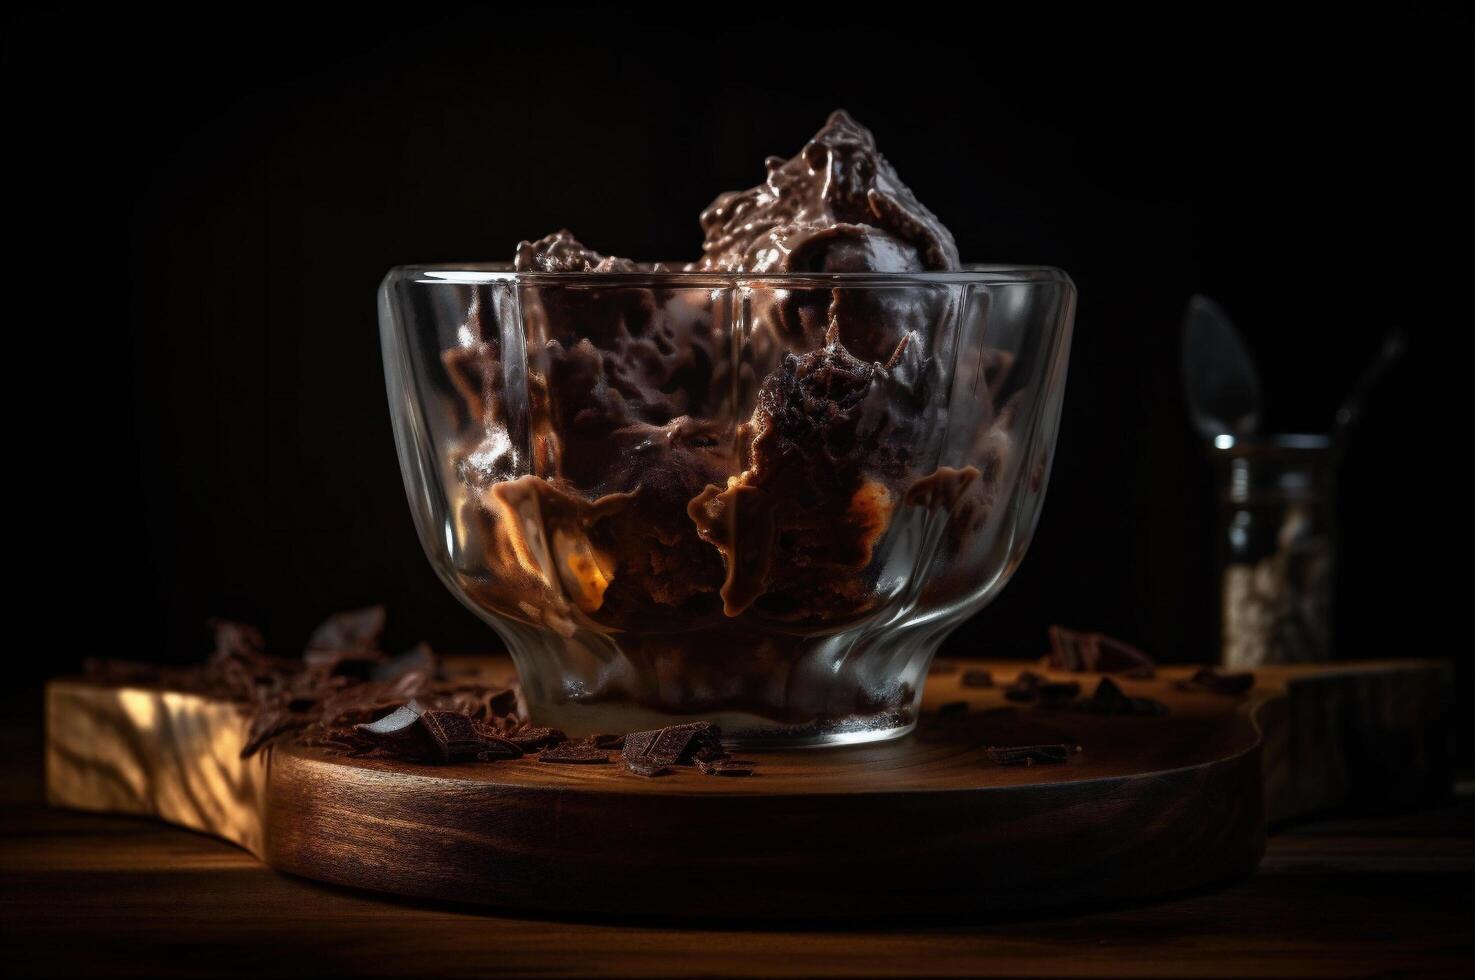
xmin=1214 ymin=435 xmax=1335 ymax=668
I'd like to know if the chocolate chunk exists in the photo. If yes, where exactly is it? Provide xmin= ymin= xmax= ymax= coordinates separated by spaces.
xmin=371 ymin=643 xmax=438 ymax=686
xmin=474 ymin=734 xmax=523 ymax=761
xmin=986 ymin=743 xmax=1077 ymax=766
xmin=623 ymin=722 xmax=723 ymax=768
xmin=539 ymin=741 xmax=610 ymax=764
xmin=937 ymin=700 xmax=969 ymax=718
xmin=303 ymin=650 xmax=384 ymax=679
xmin=1035 ymin=681 xmax=1082 ymax=707
xmin=353 ymin=702 xmax=436 ymax=761
xmin=694 ymin=755 xmax=754 ymax=777
xmin=960 ymin=669 xmax=994 ymax=688
xmin=510 ymin=727 xmax=566 ymax=750
xmin=1004 ymin=671 xmax=1044 ymax=702
xmin=305 ymin=606 xmax=386 ymax=655
xmin=625 ymin=759 xmax=670 ymax=778
xmin=1041 ymin=626 xmax=1156 ymax=678
xmin=209 ymin=618 xmax=267 ymax=660
xmin=1073 ymin=677 xmax=1169 ymax=717
xmin=1177 ymin=668 xmax=1255 ymax=696
xmin=420 ymin=710 xmax=483 ymax=763
xmin=591 ymin=733 xmax=626 ymax=750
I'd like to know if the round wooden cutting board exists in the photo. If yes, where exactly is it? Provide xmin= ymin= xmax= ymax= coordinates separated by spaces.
xmin=46 ymin=660 xmax=1451 ymax=918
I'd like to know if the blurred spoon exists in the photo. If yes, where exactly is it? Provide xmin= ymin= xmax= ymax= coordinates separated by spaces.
xmin=1182 ymin=294 xmax=1262 ymax=440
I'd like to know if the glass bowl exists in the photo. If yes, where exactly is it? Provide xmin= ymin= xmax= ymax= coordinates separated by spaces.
xmin=379 ymin=265 xmax=1075 ymax=746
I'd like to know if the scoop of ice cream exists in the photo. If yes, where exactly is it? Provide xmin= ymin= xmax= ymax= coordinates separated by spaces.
xmin=694 ymin=110 xmax=959 ymax=274
xmin=515 ymin=229 xmax=638 ymax=273
xmin=688 ymin=322 xmax=930 ymax=621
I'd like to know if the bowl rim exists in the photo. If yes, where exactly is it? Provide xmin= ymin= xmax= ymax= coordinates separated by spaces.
xmin=384 ymin=263 xmax=1073 ymax=288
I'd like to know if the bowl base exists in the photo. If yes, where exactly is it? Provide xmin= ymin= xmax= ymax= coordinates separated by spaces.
xmin=528 ymin=698 xmax=918 ymax=750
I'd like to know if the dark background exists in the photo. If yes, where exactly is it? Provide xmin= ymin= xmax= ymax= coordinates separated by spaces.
xmin=4 ymin=10 xmax=1465 ymax=746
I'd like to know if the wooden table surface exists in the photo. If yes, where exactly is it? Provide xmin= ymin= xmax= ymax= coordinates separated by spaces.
xmin=4 ymin=700 xmax=1474 ymax=978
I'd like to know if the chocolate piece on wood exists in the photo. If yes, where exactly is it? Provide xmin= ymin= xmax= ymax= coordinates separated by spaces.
xmin=695 ymin=755 xmax=754 ymax=777
xmin=420 ymin=710 xmax=483 ymax=763
xmin=538 ymin=741 xmax=610 ymax=764
xmin=305 ymin=605 xmax=387 ymax=655
xmin=1073 ymin=678 xmax=1170 ymax=717
xmin=986 ymin=743 xmax=1077 ymax=766
xmin=624 ymin=722 xmax=722 ymax=769
xmin=625 ymin=759 xmax=671 ymax=778
xmin=1004 ymin=671 xmax=1044 ymax=702
xmin=210 ymin=618 xmax=268 ymax=660
xmin=1035 ymin=681 xmax=1082 ymax=707
xmin=371 ymin=644 xmax=438 ymax=686
xmin=510 ymin=727 xmax=565 ymax=750
xmin=1042 ymin=626 xmax=1157 ymax=678
xmin=960 ymin=669 xmax=994 ymax=688
xmin=1178 ymin=668 xmax=1255 ymax=696
xmin=353 ymin=702 xmax=435 ymax=761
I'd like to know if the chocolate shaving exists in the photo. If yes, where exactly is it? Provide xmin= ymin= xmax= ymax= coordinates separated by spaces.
xmin=986 ymin=743 xmax=1077 ymax=766
xmin=625 ymin=759 xmax=671 ymax=778
xmin=695 ymin=755 xmax=754 ymax=777
xmin=1176 ymin=668 xmax=1255 ymax=696
xmin=420 ymin=710 xmax=484 ymax=763
xmin=539 ymin=740 xmax=610 ymax=764
xmin=305 ymin=605 xmax=387 ymax=655
xmin=1042 ymin=626 xmax=1157 ymax=679
xmin=1035 ymin=681 xmax=1082 ymax=707
xmin=510 ymin=727 xmax=566 ymax=750
xmin=623 ymin=722 xmax=722 ymax=769
xmin=1073 ymin=677 xmax=1169 ymax=716
xmin=352 ymin=702 xmax=435 ymax=761
xmin=1004 ymin=671 xmax=1044 ymax=702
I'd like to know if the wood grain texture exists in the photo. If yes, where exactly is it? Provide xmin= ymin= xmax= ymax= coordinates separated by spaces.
xmin=42 ymin=659 xmax=1452 ymax=918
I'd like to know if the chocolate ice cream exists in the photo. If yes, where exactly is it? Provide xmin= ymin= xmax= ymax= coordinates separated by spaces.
xmin=439 ymin=111 xmax=1021 ymax=735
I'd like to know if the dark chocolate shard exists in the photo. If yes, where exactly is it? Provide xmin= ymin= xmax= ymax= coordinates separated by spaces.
xmin=1035 ymin=681 xmax=1082 ymax=707
xmin=695 ymin=755 xmax=754 ymax=777
xmin=510 ymin=727 xmax=566 ymax=750
xmin=1042 ymin=626 xmax=1156 ymax=678
xmin=420 ymin=710 xmax=483 ymax=763
xmin=960 ymin=669 xmax=994 ymax=688
xmin=474 ymin=734 xmax=523 ymax=761
xmin=303 ymin=650 xmax=384 ymax=679
xmin=591 ymin=733 xmax=626 ymax=750
xmin=539 ymin=740 xmax=610 ymax=764
xmin=352 ymin=701 xmax=435 ymax=761
xmin=986 ymin=743 xmax=1077 ymax=766
xmin=1176 ymin=668 xmax=1255 ymax=696
xmin=1073 ymin=677 xmax=1169 ymax=716
xmin=371 ymin=643 xmax=438 ymax=686
xmin=625 ymin=759 xmax=671 ymax=778
xmin=623 ymin=721 xmax=723 ymax=768
xmin=1004 ymin=671 xmax=1044 ymax=702
xmin=306 ymin=606 xmax=386 ymax=655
